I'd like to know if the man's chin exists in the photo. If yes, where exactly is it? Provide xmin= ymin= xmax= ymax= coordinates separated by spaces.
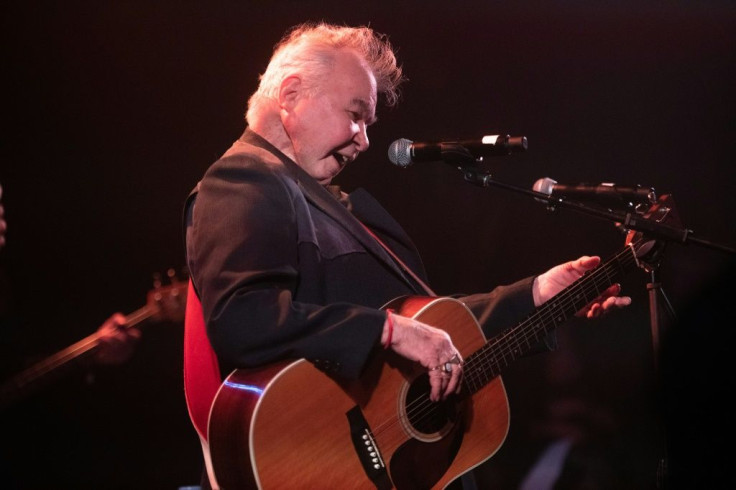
xmin=320 ymin=167 xmax=344 ymax=185
xmin=315 ymin=172 xmax=334 ymax=186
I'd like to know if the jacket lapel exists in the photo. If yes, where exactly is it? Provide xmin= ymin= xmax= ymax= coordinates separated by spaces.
xmin=239 ymin=129 xmax=421 ymax=293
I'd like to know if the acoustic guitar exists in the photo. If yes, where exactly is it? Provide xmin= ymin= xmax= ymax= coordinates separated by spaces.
xmin=207 ymin=199 xmax=674 ymax=489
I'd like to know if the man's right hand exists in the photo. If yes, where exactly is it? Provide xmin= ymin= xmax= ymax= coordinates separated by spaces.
xmin=384 ymin=312 xmax=463 ymax=402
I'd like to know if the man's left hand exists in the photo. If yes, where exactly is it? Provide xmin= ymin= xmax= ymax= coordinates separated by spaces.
xmin=533 ymin=255 xmax=632 ymax=318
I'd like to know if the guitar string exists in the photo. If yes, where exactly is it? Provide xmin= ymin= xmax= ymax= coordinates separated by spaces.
xmin=466 ymin=244 xmax=638 ymax=392
xmin=463 ymin=248 xmax=629 ymax=392
xmin=369 ymin=243 xmax=640 ymax=448
xmin=471 ymin=245 xmax=637 ymax=386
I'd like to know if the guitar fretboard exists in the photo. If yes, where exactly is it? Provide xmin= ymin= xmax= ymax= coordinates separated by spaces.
xmin=463 ymin=243 xmax=639 ymax=395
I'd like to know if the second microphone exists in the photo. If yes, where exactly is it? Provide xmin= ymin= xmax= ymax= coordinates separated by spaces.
xmin=388 ymin=134 xmax=528 ymax=168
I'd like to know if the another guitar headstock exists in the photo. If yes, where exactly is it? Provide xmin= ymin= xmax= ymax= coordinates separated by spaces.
xmin=147 ymin=268 xmax=188 ymax=323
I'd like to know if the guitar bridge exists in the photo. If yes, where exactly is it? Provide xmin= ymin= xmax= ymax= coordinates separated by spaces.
xmin=347 ymin=406 xmax=392 ymax=490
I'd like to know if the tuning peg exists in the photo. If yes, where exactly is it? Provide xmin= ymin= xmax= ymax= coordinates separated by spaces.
xmin=152 ymin=272 xmax=163 ymax=289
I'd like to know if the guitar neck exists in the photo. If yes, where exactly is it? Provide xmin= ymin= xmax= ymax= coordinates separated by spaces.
xmin=0 ymin=305 xmax=155 ymax=407
xmin=463 ymin=243 xmax=639 ymax=394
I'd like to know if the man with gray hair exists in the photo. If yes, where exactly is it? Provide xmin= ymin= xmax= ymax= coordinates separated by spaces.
xmin=184 ymin=21 xmax=629 ymax=489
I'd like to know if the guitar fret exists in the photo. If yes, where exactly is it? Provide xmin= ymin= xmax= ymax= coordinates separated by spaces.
xmin=462 ymin=243 xmax=640 ymax=397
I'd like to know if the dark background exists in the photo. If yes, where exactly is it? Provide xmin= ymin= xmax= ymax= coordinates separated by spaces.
xmin=1 ymin=1 xmax=734 ymax=488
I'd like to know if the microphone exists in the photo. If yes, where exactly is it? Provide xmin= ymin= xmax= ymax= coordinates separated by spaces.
xmin=533 ymin=177 xmax=656 ymax=208
xmin=388 ymin=134 xmax=528 ymax=167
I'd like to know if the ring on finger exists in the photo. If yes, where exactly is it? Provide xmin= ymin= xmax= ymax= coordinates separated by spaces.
xmin=443 ymin=353 xmax=463 ymax=373
xmin=430 ymin=354 xmax=462 ymax=374
xmin=429 ymin=362 xmax=454 ymax=374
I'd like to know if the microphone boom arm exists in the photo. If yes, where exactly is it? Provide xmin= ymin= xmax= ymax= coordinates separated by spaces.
xmin=459 ymin=167 xmax=736 ymax=255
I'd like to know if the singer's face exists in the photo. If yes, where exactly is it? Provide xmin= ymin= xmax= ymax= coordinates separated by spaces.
xmin=282 ymin=49 xmax=377 ymax=185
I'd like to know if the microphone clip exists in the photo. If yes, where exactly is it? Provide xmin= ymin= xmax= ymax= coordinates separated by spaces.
xmin=436 ymin=142 xmax=479 ymax=166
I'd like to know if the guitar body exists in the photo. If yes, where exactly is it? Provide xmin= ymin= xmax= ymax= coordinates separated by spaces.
xmin=208 ymin=297 xmax=510 ymax=489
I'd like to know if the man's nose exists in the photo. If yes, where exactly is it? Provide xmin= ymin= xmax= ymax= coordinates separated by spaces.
xmin=355 ymin=122 xmax=370 ymax=152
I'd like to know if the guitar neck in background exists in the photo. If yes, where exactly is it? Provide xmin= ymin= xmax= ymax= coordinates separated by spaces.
xmin=0 ymin=304 xmax=154 ymax=409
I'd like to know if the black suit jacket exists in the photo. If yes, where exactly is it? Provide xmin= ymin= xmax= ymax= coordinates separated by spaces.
xmin=185 ymin=129 xmax=540 ymax=379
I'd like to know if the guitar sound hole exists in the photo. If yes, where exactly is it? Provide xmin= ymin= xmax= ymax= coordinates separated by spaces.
xmin=405 ymin=374 xmax=458 ymax=437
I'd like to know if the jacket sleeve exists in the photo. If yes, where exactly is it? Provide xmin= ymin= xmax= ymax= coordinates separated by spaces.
xmin=457 ymin=276 xmax=557 ymax=352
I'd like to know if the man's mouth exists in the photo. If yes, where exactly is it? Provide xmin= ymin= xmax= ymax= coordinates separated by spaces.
xmin=333 ymin=153 xmax=350 ymax=166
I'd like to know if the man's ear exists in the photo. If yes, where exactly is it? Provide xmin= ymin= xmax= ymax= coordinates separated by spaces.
xmin=279 ymin=75 xmax=302 ymax=112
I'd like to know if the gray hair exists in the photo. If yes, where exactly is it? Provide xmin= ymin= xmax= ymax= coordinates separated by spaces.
xmin=246 ymin=22 xmax=404 ymax=124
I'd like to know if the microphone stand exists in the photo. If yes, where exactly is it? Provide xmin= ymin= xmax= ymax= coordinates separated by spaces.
xmin=459 ymin=166 xmax=736 ymax=254
xmin=458 ymin=165 xmax=735 ymax=489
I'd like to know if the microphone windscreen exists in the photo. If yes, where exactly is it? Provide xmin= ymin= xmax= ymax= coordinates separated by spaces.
xmin=388 ymin=138 xmax=413 ymax=167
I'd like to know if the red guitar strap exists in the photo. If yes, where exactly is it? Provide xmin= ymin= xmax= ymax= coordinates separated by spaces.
xmin=183 ymin=279 xmax=221 ymax=441
xmin=360 ymin=223 xmax=437 ymax=297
